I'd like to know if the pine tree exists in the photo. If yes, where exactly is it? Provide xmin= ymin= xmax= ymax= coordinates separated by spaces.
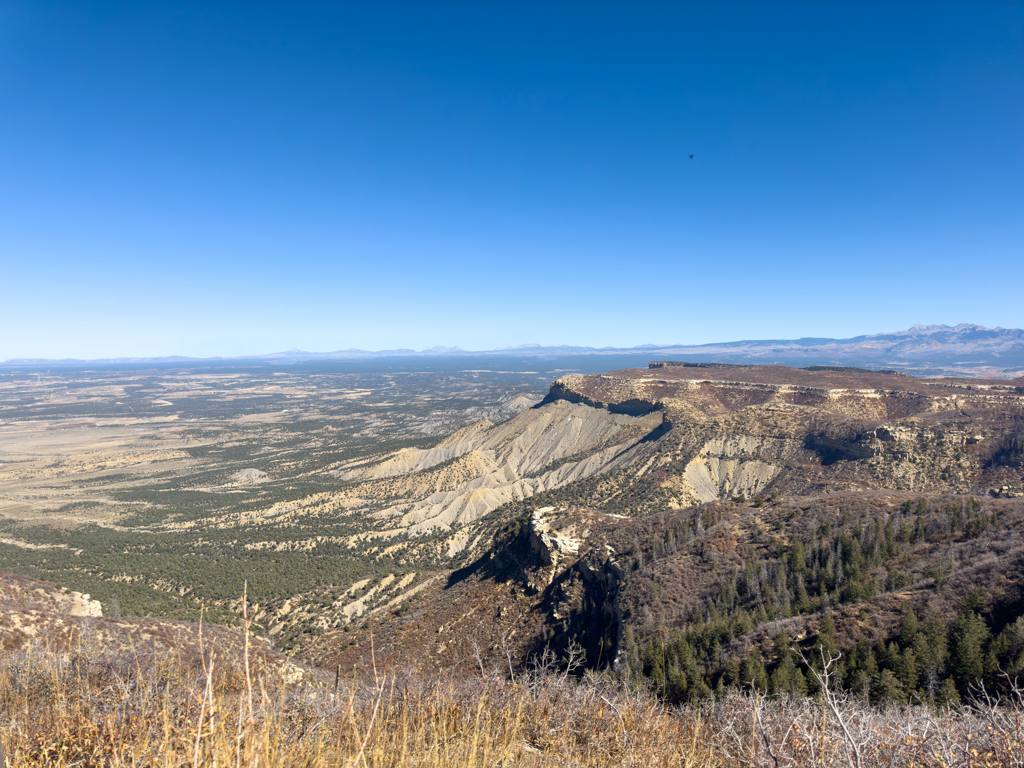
xmin=919 ymin=608 xmax=949 ymax=680
xmin=666 ymin=666 xmax=688 ymax=703
xmin=876 ymin=641 xmax=900 ymax=673
xmin=790 ymin=540 xmax=807 ymax=576
xmin=641 ymin=643 xmax=667 ymax=692
xmin=961 ymin=588 xmax=985 ymax=615
xmin=994 ymin=616 xmax=1024 ymax=676
xmin=936 ymin=677 xmax=960 ymax=708
xmin=689 ymin=677 xmax=713 ymax=701
xmin=723 ymin=656 xmax=741 ymax=687
xmin=770 ymin=655 xmax=807 ymax=697
xmin=795 ymin=577 xmax=811 ymax=613
xmin=899 ymin=608 xmax=920 ymax=648
xmin=847 ymin=667 xmax=870 ymax=700
xmin=862 ymin=648 xmax=879 ymax=682
xmin=897 ymin=646 xmax=921 ymax=696
xmin=873 ymin=669 xmax=906 ymax=708
xmin=816 ymin=613 xmax=839 ymax=658
xmin=741 ymin=652 xmax=769 ymax=693
xmin=774 ymin=630 xmax=794 ymax=663
xmin=622 ymin=625 xmax=642 ymax=680
xmin=949 ymin=610 xmax=990 ymax=691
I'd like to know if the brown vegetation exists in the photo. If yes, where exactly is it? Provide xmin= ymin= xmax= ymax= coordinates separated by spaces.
xmin=0 ymin=637 xmax=713 ymax=767
xmin=5 ymin=637 xmax=1024 ymax=767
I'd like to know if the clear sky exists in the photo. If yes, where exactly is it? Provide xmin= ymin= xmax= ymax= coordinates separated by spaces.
xmin=2 ymin=2 xmax=1022 ymax=359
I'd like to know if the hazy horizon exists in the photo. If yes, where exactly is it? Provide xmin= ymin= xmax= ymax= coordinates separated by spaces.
xmin=3 ymin=321 xmax=1020 ymax=368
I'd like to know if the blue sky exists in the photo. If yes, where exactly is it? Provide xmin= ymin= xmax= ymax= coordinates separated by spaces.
xmin=1 ymin=2 xmax=1022 ymax=358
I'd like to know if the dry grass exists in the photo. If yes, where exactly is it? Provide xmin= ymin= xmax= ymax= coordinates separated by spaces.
xmin=4 ymin=633 xmax=1024 ymax=767
xmin=0 ymin=634 xmax=714 ymax=768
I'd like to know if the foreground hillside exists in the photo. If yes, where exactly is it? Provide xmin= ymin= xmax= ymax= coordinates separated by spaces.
xmin=4 ymin=579 xmax=1024 ymax=767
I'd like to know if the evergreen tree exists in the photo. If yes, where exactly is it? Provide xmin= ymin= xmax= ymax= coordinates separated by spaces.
xmin=723 ymin=656 xmax=741 ymax=687
xmin=641 ymin=643 xmax=667 ymax=693
xmin=936 ymin=677 xmax=961 ymax=708
xmin=898 ymin=608 xmax=919 ymax=648
xmin=790 ymin=540 xmax=807 ymax=576
xmin=847 ymin=667 xmax=870 ymax=700
xmin=665 ymin=666 xmax=688 ymax=703
xmin=919 ymin=608 xmax=949 ymax=681
xmin=873 ymin=669 xmax=906 ymax=708
xmin=689 ymin=677 xmax=713 ymax=701
xmin=949 ymin=610 xmax=990 ymax=692
xmin=994 ymin=616 xmax=1024 ymax=676
xmin=795 ymin=577 xmax=811 ymax=613
xmin=876 ymin=640 xmax=900 ymax=673
xmin=961 ymin=588 xmax=985 ymax=615
xmin=769 ymin=655 xmax=807 ymax=698
xmin=622 ymin=625 xmax=642 ymax=680
xmin=773 ymin=630 xmax=794 ymax=664
xmin=862 ymin=649 xmax=879 ymax=680
xmin=816 ymin=613 xmax=839 ymax=658
xmin=897 ymin=646 xmax=921 ymax=696
xmin=741 ymin=652 xmax=769 ymax=693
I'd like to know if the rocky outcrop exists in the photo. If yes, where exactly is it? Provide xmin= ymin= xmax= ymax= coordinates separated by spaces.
xmin=309 ymin=505 xmax=629 ymax=676
xmin=525 ymin=507 xmax=585 ymax=581
xmin=0 ymin=571 xmax=306 ymax=682
xmin=235 ymin=468 xmax=268 ymax=484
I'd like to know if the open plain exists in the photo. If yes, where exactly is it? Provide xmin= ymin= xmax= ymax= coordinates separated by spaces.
xmin=0 ymin=363 xmax=546 ymax=641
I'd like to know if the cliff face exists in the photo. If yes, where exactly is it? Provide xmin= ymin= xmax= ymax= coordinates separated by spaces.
xmin=330 ymin=398 xmax=666 ymax=547
xmin=308 ymin=505 xmax=628 ymax=676
xmin=541 ymin=366 xmax=1024 ymax=510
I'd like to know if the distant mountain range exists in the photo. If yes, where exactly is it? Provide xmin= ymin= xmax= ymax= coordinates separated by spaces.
xmin=4 ymin=324 xmax=1024 ymax=377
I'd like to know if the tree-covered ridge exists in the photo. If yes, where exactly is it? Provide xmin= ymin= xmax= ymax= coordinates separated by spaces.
xmin=609 ymin=492 xmax=1024 ymax=706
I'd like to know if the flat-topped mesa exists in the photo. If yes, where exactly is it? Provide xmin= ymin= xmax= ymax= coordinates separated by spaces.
xmin=541 ymin=376 xmax=666 ymax=416
xmin=651 ymin=361 xmax=909 ymax=376
xmin=649 ymin=361 xmax=748 ymax=370
xmin=543 ymin=366 xmax=1024 ymax=504
xmin=552 ymin=364 xmax=1024 ymax=413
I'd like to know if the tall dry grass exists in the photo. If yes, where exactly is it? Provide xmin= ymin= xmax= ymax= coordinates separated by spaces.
xmin=0 ymin=633 xmax=714 ymax=768
xmin=3 ymin=632 xmax=1024 ymax=767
